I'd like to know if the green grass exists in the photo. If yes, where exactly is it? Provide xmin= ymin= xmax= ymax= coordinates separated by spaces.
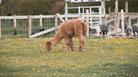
xmin=0 ymin=38 xmax=138 ymax=77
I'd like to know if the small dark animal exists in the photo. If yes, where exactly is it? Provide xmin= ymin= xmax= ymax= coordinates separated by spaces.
xmin=132 ymin=24 xmax=138 ymax=36
xmin=125 ymin=26 xmax=133 ymax=36
xmin=125 ymin=24 xmax=138 ymax=36
xmin=100 ymin=24 xmax=108 ymax=36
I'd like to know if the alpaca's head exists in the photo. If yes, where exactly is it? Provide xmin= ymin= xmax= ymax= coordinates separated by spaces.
xmin=45 ymin=41 xmax=52 ymax=51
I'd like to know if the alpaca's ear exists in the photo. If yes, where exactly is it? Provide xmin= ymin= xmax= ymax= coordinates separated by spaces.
xmin=45 ymin=41 xmax=52 ymax=51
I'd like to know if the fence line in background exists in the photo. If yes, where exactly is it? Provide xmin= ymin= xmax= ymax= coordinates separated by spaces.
xmin=0 ymin=14 xmax=81 ymax=39
xmin=0 ymin=13 xmax=138 ymax=39
xmin=0 ymin=15 xmax=56 ymax=38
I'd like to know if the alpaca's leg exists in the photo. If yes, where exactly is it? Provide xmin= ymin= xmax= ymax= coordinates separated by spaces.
xmin=133 ymin=31 xmax=136 ymax=36
xmin=78 ymin=35 xmax=85 ymax=52
xmin=64 ymin=37 xmax=71 ymax=51
xmin=68 ymin=38 xmax=74 ymax=51
xmin=64 ymin=37 xmax=74 ymax=51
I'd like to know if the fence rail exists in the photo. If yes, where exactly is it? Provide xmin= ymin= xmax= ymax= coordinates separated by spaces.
xmin=107 ymin=12 xmax=138 ymax=36
xmin=0 ymin=12 xmax=138 ymax=39
xmin=0 ymin=15 xmax=57 ymax=39
xmin=0 ymin=14 xmax=83 ymax=39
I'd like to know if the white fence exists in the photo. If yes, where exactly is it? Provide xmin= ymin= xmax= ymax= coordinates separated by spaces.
xmin=0 ymin=14 xmax=82 ymax=39
xmin=0 ymin=12 xmax=138 ymax=39
xmin=0 ymin=15 xmax=55 ymax=38
xmin=106 ymin=12 xmax=138 ymax=36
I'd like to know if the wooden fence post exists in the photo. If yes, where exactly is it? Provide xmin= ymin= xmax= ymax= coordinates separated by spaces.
xmin=101 ymin=0 xmax=105 ymax=15
xmin=121 ymin=9 xmax=125 ymax=37
xmin=55 ymin=15 xmax=58 ymax=33
xmin=125 ymin=0 xmax=128 ymax=14
xmin=0 ymin=19 xmax=1 ymax=39
xmin=108 ymin=7 xmax=111 ymax=14
xmin=85 ymin=13 xmax=90 ymax=37
xmin=115 ymin=13 xmax=119 ymax=37
xmin=128 ymin=16 xmax=131 ymax=26
xmin=115 ymin=0 xmax=119 ymax=37
xmin=104 ymin=14 xmax=108 ymax=26
xmin=65 ymin=2 xmax=68 ymax=20
xmin=13 ymin=15 xmax=17 ymax=35
xmin=39 ymin=14 xmax=43 ymax=29
xmin=28 ymin=16 xmax=32 ymax=38
xmin=78 ymin=6 xmax=81 ymax=15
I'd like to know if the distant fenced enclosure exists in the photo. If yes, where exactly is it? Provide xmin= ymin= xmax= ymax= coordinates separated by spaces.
xmin=0 ymin=14 xmax=85 ymax=39
xmin=1 ymin=18 xmax=28 ymax=38
xmin=0 ymin=15 xmax=57 ymax=38
xmin=0 ymin=12 xmax=138 ymax=39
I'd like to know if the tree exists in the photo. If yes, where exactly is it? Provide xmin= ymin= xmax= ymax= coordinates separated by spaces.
xmin=52 ymin=1 xmax=64 ymax=14
xmin=0 ymin=0 xmax=137 ymax=16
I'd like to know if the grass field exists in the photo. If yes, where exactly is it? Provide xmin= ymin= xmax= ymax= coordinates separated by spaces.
xmin=0 ymin=38 xmax=138 ymax=77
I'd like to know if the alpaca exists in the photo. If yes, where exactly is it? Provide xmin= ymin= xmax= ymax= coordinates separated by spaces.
xmin=125 ymin=24 xmax=138 ymax=36
xmin=100 ymin=24 xmax=108 ymax=36
xmin=45 ymin=19 xmax=88 ymax=52
xmin=132 ymin=24 xmax=138 ymax=36
xmin=125 ymin=26 xmax=133 ymax=36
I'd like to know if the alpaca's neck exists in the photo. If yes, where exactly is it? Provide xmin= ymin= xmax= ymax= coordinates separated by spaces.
xmin=50 ymin=34 xmax=63 ymax=46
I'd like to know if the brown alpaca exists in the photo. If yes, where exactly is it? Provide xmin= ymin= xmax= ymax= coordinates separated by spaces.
xmin=45 ymin=19 xmax=88 ymax=52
